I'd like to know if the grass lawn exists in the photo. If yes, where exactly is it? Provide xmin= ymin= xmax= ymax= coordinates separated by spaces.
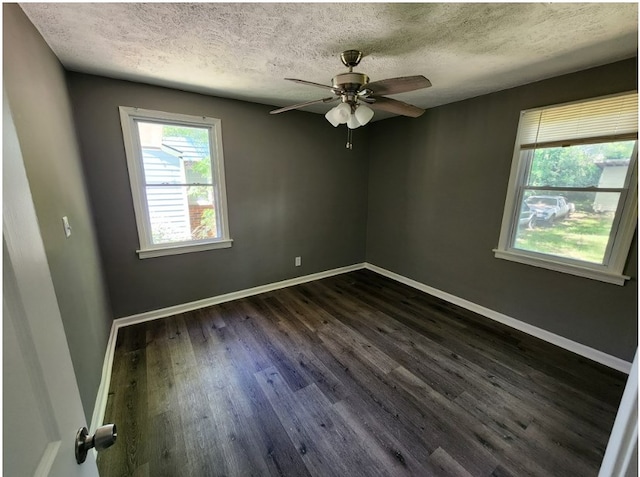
xmin=514 ymin=211 xmax=614 ymax=264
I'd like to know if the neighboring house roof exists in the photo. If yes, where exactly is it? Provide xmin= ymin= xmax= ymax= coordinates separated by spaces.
xmin=594 ymin=159 xmax=631 ymax=168
xmin=162 ymin=136 xmax=208 ymax=161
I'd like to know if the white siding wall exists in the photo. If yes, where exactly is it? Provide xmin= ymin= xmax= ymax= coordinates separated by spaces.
xmin=142 ymin=148 xmax=191 ymax=243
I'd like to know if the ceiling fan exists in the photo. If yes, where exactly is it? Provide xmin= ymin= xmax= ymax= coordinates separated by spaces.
xmin=270 ymin=49 xmax=431 ymax=147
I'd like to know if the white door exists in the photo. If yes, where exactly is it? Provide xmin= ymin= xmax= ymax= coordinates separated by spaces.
xmin=3 ymin=90 xmax=100 ymax=477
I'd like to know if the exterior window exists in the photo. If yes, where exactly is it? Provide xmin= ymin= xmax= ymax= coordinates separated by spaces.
xmin=119 ymin=107 xmax=232 ymax=258
xmin=494 ymin=92 xmax=637 ymax=285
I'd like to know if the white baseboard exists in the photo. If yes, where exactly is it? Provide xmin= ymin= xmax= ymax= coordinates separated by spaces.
xmin=113 ymin=262 xmax=366 ymax=328
xmin=90 ymin=320 xmax=118 ymax=432
xmin=90 ymin=263 xmax=365 ymax=429
xmin=599 ymin=352 xmax=638 ymax=477
xmin=364 ymin=263 xmax=632 ymax=374
xmin=91 ymin=260 xmax=631 ymax=429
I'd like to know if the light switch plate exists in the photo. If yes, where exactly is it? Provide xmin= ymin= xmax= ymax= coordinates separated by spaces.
xmin=62 ymin=216 xmax=71 ymax=238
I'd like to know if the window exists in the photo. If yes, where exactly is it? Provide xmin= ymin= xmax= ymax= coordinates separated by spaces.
xmin=494 ymin=92 xmax=638 ymax=285
xmin=119 ymin=107 xmax=232 ymax=258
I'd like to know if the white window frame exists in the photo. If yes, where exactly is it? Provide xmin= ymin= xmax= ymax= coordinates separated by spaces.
xmin=119 ymin=106 xmax=232 ymax=258
xmin=494 ymin=92 xmax=638 ymax=285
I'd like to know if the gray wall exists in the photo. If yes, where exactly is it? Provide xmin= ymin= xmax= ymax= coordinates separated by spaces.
xmin=66 ymin=73 xmax=369 ymax=318
xmin=367 ymin=58 xmax=638 ymax=362
xmin=3 ymin=4 xmax=112 ymax=420
xmin=5 ymin=3 xmax=635 ymax=425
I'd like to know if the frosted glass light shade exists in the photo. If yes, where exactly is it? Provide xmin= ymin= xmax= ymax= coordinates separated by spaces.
xmin=347 ymin=113 xmax=361 ymax=129
xmin=335 ymin=103 xmax=351 ymax=124
xmin=325 ymin=107 xmax=341 ymax=127
xmin=355 ymin=104 xmax=374 ymax=125
xmin=325 ymin=103 xmax=352 ymax=126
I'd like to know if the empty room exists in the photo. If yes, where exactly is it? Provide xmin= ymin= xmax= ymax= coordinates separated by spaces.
xmin=3 ymin=3 xmax=638 ymax=476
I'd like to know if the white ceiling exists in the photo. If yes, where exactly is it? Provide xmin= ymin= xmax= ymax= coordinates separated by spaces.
xmin=20 ymin=3 xmax=638 ymax=121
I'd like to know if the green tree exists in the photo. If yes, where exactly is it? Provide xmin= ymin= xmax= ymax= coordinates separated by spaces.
xmin=163 ymin=125 xmax=208 ymax=146
xmin=528 ymin=140 xmax=634 ymax=188
xmin=529 ymin=146 xmax=600 ymax=187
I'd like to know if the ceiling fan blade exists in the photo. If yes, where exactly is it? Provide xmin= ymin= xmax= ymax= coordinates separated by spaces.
xmin=270 ymin=97 xmax=338 ymax=115
xmin=364 ymin=75 xmax=432 ymax=96
xmin=285 ymin=78 xmax=341 ymax=94
xmin=365 ymin=96 xmax=425 ymax=118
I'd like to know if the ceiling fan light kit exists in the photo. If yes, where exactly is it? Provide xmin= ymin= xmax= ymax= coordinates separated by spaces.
xmin=271 ymin=49 xmax=432 ymax=148
xmin=325 ymin=102 xmax=374 ymax=129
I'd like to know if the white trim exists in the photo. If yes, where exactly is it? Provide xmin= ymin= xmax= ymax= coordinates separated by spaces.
xmin=90 ymin=263 xmax=366 ymax=430
xmin=118 ymin=106 xmax=232 ymax=254
xmin=493 ymin=249 xmax=630 ymax=286
xmin=495 ymin=94 xmax=638 ymax=284
xmin=364 ymin=263 xmax=632 ymax=374
xmin=599 ymin=351 xmax=638 ymax=476
xmin=137 ymin=238 xmax=233 ymax=259
xmin=91 ymin=260 xmax=631 ymax=430
xmin=90 ymin=321 xmax=119 ymax=433
xmin=114 ymin=263 xmax=365 ymax=327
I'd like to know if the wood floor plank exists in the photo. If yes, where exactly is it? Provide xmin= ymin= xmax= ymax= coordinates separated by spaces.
xmin=98 ymin=333 xmax=149 ymax=475
xmin=243 ymin=293 xmax=349 ymax=404
xmin=294 ymin=281 xmax=470 ymax=399
xmin=146 ymin=319 xmax=176 ymax=417
xmin=98 ymin=270 xmax=626 ymax=477
xmin=213 ymin=324 xmax=313 ymax=477
xmin=294 ymin=382 xmax=391 ymax=477
xmin=254 ymin=366 xmax=347 ymax=477
xmin=318 ymin=274 xmax=619 ymax=442
xmin=331 ymin=398 xmax=437 ymax=475
xmin=147 ymin=410 xmax=188 ymax=477
xmin=428 ymin=447 xmax=474 ymax=477
xmin=343 ymin=270 xmax=626 ymax=402
xmin=237 ymin=297 xmax=312 ymax=392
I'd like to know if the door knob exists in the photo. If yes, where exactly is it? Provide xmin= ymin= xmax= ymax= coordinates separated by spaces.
xmin=75 ymin=423 xmax=117 ymax=464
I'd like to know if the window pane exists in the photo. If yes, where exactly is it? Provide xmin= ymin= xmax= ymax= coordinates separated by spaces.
xmin=146 ymin=185 xmax=218 ymax=244
xmin=514 ymin=190 xmax=620 ymax=264
xmin=140 ymin=147 xmax=183 ymax=185
xmin=186 ymin=185 xmax=219 ymax=240
xmin=184 ymin=158 xmax=212 ymax=184
xmin=137 ymin=121 xmax=212 ymax=185
xmin=526 ymin=141 xmax=635 ymax=188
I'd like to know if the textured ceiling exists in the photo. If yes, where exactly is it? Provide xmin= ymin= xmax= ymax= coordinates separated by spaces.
xmin=19 ymin=3 xmax=638 ymax=121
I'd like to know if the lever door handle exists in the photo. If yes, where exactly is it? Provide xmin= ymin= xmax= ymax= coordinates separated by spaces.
xmin=75 ymin=423 xmax=117 ymax=464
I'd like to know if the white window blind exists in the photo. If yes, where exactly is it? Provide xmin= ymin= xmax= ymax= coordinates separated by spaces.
xmin=520 ymin=92 xmax=638 ymax=149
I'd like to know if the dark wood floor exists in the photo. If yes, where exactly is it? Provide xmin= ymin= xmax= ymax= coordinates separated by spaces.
xmin=98 ymin=269 xmax=626 ymax=477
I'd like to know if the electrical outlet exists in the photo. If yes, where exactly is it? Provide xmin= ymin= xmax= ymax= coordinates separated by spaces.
xmin=295 ymin=256 xmax=301 ymax=267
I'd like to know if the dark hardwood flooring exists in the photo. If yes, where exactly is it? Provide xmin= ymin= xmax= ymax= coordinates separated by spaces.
xmin=97 ymin=269 xmax=627 ymax=476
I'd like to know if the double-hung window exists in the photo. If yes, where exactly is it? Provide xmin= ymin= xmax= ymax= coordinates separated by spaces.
xmin=119 ymin=107 xmax=232 ymax=258
xmin=494 ymin=92 xmax=638 ymax=285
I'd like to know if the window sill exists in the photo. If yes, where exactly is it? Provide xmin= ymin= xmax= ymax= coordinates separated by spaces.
xmin=493 ymin=249 xmax=630 ymax=286
xmin=137 ymin=239 xmax=233 ymax=259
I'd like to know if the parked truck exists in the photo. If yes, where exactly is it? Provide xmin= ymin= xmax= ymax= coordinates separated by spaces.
xmin=525 ymin=195 xmax=575 ymax=225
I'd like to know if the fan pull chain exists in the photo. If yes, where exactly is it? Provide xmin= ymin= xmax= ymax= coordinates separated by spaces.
xmin=346 ymin=127 xmax=353 ymax=149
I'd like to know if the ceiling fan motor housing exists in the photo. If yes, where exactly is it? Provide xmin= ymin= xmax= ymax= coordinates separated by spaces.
xmin=332 ymin=72 xmax=369 ymax=103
